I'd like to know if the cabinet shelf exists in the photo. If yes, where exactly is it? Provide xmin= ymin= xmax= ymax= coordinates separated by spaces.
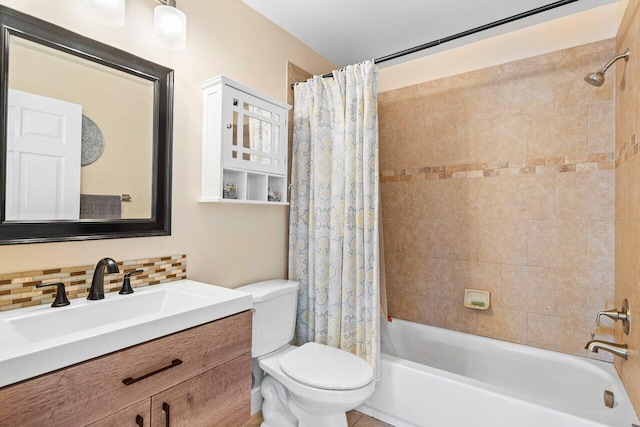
xmin=198 ymin=198 xmax=289 ymax=206
xmin=201 ymin=76 xmax=291 ymax=205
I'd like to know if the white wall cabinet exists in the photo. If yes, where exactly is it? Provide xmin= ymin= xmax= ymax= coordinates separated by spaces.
xmin=200 ymin=76 xmax=291 ymax=205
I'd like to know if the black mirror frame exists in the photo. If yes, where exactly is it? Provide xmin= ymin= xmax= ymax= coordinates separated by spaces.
xmin=0 ymin=5 xmax=173 ymax=245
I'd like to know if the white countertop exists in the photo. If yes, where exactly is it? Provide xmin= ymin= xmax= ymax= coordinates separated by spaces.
xmin=0 ymin=279 xmax=252 ymax=388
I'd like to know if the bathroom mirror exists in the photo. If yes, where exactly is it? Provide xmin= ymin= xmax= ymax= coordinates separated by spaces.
xmin=0 ymin=6 xmax=173 ymax=244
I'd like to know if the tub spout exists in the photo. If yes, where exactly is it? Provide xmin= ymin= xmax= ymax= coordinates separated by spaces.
xmin=585 ymin=340 xmax=628 ymax=360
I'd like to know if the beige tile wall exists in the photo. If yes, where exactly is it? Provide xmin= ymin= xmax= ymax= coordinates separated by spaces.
xmin=380 ymin=39 xmax=616 ymax=360
xmin=615 ymin=0 xmax=640 ymax=415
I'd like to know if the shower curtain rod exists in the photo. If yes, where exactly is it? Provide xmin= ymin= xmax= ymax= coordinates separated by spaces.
xmin=291 ymin=0 xmax=581 ymax=88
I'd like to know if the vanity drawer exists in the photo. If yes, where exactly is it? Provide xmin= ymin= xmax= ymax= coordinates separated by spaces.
xmin=0 ymin=310 xmax=252 ymax=427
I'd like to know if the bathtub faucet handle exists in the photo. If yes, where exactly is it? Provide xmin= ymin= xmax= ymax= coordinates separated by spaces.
xmin=596 ymin=299 xmax=631 ymax=336
xmin=596 ymin=308 xmax=627 ymax=326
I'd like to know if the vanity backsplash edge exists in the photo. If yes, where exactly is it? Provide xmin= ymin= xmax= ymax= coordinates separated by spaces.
xmin=0 ymin=254 xmax=187 ymax=312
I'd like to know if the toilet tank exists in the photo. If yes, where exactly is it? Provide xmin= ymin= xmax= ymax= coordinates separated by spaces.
xmin=236 ymin=279 xmax=299 ymax=357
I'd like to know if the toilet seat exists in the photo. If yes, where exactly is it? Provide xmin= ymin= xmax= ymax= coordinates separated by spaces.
xmin=278 ymin=342 xmax=374 ymax=390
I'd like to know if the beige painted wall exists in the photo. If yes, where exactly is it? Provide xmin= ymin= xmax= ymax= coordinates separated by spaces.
xmin=0 ymin=0 xmax=334 ymax=286
xmin=9 ymin=37 xmax=154 ymax=218
xmin=379 ymin=39 xmax=616 ymax=359
xmin=615 ymin=0 xmax=640 ymax=415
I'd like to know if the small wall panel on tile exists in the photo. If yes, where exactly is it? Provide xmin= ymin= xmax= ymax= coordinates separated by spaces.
xmin=527 ymin=313 xmax=588 ymax=356
xmin=501 ymin=174 xmax=556 ymax=220
xmin=557 ymin=170 xmax=614 ymax=221
xmin=588 ymin=221 xmax=615 ymax=272
xmin=475 ymin=114 xmax=529 ymax=164
xmin=528 ymin=220 xmax=588 ymax=270
xmin=477 ymin=220 xmax=528 ymax=265
xmin=414 ymin=179 xmax=458 ymax=220
xmin=500 ymin=265 xmax=556 ymax=316
xmin=434 ymin=220 xmax=479 ymax=261
xmin=430 ymin=298 xmax=477 ymax=334
xmin=381 ymin=181 xmax=415 ymax=220
xmin=397 ymin=219 xmax=436 ymax=257
xmin=476 ymin=307 xmax=528 ymax=345
xmin=455 ymin=178 xmax=502 ymax=220
xmin=588 ymin=102 xmax=615 ymax=155
xmin=528 ymin=106 xmax=588 ymax=160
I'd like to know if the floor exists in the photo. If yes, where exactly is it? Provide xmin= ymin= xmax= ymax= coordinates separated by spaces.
xmin=250 ymin=410 xmax=393 ymax=426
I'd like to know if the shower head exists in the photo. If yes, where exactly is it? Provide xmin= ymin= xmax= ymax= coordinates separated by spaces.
xmin=584 ymin=71 xmax=605 ymax=87
xmin=584 ymin=48 xmax=630 ymax=87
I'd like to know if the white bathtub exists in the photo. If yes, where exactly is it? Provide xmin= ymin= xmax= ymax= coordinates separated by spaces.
xmin=358 ymin=318 xmax=639 ymax=427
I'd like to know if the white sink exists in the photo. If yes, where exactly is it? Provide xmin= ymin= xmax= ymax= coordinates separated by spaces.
xmin=0 ymin=280 xmax=252 ymax=388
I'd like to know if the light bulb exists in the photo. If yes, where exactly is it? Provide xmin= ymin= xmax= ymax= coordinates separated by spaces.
xmin=154 ymin=4 xmax=187 ymax=51
xmin=84 ymin=0 xmax=125 ymax=28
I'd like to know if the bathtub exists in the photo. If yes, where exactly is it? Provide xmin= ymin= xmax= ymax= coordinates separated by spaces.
xmin=358 ymin=318 xmax=639 ymax=427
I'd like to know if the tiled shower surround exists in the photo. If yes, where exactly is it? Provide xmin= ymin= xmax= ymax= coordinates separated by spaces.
xmin=0 ymin=255 xmax=186 ymax=312
xmin=380 ymin=39 xmax=616 ymax=359
xmin=615 ymin=0 xmax=640 ymax=412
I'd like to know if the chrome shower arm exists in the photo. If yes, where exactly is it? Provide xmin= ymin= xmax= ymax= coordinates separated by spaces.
xmin=599 ymin=49 xmax=630 ymax=73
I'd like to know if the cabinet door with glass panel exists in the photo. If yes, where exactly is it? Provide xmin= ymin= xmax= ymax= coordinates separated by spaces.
xmin=224 ymin=87 xmax=286 ymax=175
xmin=200 ymin=76 xmax=291 ymax=205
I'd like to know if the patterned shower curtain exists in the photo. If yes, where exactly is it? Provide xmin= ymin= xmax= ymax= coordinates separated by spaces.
xmin=288 ymin=60 xmax=380 ymax=378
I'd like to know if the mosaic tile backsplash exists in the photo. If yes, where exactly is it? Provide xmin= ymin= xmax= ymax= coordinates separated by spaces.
xmin=0 ymin=255 xmax=187 ymax=312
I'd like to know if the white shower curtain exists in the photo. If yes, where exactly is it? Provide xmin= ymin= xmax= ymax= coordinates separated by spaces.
xmin=288 ymin=60 xmax=380 ymax=378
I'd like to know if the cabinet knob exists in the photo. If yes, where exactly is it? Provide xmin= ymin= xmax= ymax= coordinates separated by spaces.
xmin=136 ymin=415 xmax=144 ymax=427
xmin=226 ymin=123 xmax=232 ymax=129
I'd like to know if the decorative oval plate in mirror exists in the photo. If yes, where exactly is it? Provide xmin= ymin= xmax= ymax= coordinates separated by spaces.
xmin=81 ymin=115 xmax=105 ymax=166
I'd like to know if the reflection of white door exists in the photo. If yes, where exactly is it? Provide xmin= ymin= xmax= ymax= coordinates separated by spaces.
xmin=6 ymin=90 xmax=82 ymax=220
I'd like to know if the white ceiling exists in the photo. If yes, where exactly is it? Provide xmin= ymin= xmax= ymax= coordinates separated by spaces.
xmin=242 ymin=0 xmax=617 ymax=68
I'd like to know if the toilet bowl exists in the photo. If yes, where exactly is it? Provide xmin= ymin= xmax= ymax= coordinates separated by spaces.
xmin=237 ymin=280 xmax=375 ymax=427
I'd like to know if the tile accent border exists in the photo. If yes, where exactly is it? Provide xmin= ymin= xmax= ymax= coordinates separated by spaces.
xmin=0 ymin=255 xmax=187 ymax=312
xmin=381 ymin=153 xmax=614 ymax=182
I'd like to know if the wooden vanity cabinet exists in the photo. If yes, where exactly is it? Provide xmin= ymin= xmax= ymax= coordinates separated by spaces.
xmin=0 ymin=311 xmax=252 ymax=427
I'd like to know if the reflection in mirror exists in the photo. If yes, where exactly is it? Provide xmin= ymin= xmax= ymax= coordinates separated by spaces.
xmin=6 ymin=36 xmax=154 ymax=221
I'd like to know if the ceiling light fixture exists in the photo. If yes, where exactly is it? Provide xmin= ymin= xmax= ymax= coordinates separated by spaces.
xmin=154 ymin=0 xmax=187 ymax=51
xmin=83 ymin=0 xmax=126 ymax=28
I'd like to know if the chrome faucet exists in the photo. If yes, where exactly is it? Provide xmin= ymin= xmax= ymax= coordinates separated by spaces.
xmin=87 ymin=258 xmax=120 ymax=300
xmin=585 ymin=339 xmax=629 ymax=360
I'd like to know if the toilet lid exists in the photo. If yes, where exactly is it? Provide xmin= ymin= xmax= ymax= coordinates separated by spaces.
xmin=278 ymin=342 xmax=374 ymax=390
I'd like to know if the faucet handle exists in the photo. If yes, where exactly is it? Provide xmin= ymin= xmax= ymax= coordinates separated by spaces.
xmin=596 ymin=308 xmax=626 ymax=326
xmin=119 ymin=269 xmax=143 ymax=295
xmin=596 ymin=299 xmax=631 ymax=335
xmin=36 ymin=282 xmax=70 ymax=307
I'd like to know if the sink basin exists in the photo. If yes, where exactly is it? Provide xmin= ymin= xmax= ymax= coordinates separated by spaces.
xmin=0 ymin=280 xmax=252 ymax=388
xmin=7 ymin=287 xmax=210 ymax=343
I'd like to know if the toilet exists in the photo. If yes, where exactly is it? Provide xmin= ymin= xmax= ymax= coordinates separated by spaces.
xmin=237 ymin=279 xmax=375 ymax=427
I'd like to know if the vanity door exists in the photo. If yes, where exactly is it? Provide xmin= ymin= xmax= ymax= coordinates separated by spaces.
xmin=87 ymin=399 xmax=150 ymax=427
xmin=150 ymin=353 xmax=251 ymax=427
